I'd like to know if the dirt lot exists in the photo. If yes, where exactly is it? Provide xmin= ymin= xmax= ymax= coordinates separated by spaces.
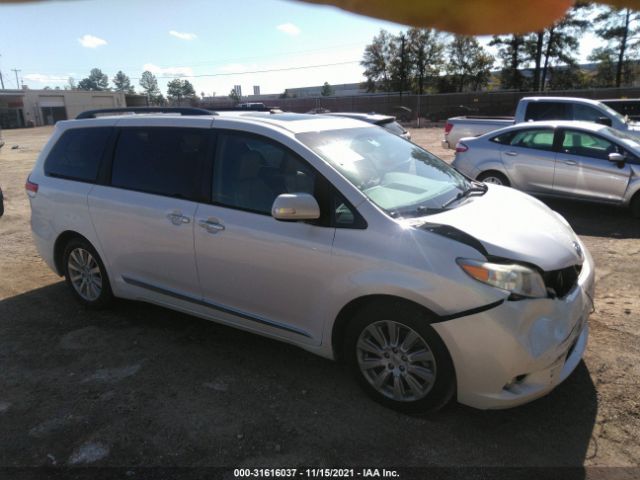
xmin=0 ymin=126 xmax=638 ymax=475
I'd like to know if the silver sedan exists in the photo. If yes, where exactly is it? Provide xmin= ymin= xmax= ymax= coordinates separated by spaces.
xmin=452 ymin=121 xmax=640 ymax=217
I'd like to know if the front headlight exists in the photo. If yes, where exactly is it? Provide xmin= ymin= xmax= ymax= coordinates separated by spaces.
xmin=457 ymin=258 xmax=547 ymax=299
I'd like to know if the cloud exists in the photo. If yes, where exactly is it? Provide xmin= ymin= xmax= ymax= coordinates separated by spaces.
xmin=169 ymin=30 xmax=197 ymax=41
xmin=276 ymin=23 xmax=301 ymax=36
xmin=143 ymin=63 xmax=194 ymax=78
xmin=23 ymin=73 xmax=69 ymax=83
xmin=78 ymin=34 xmax=107 ymax=48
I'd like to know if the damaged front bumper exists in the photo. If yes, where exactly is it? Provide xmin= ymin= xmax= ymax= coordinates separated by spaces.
xmin=433 ymin=243 xmax=595 ymax=410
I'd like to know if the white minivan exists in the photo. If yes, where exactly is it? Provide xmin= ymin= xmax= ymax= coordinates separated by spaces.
xmin=27 ymin=108 xmax=594 ymax=412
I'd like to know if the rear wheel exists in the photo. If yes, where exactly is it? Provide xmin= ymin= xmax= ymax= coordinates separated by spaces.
xmin=63 ymin=237 xmax=113 ymax=309
xmin=477 ymin=171 xmax=510 ymax=187
xmin=344 ymin=301 xmax=456 ymax=413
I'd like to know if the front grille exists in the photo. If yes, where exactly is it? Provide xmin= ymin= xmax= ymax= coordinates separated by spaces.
xmin=543 ymin=264 xmax=582 ymax=298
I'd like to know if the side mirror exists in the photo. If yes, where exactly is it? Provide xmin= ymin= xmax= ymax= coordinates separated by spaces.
xmin=271 ymin=193 xmax=320 ymax=221
xmin=608 ymin=152 xmax=625 ymax=163
xmin=596 ymin=117 xmax=613 ymax=127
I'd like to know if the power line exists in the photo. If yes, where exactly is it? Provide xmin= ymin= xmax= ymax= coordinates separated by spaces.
xmin=129 ymin=60 xmax=361 ymax=80
xmin=19 ymin=42 xmax=366 ymax=77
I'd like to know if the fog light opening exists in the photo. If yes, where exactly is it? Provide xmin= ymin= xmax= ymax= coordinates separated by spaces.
xmin=503 ymin=374 xmax=528 ymax=392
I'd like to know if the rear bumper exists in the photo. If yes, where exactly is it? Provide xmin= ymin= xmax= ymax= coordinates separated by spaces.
xmin=433 ymin=243 xmax=595 ymax=409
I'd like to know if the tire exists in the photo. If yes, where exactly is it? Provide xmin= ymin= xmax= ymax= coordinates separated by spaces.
xmin=62 ymin=237 xmax=113 ymax=309
xmin=630 ymin=193 xmax=640 ymax=218
xmin=477 ymin=171 xmax=510 ymax=187
xmin=344 ymin=300 xmax=456 ymax=414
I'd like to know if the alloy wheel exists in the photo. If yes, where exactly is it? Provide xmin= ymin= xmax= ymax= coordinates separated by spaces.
xmin=356 ymin=320 xmax=437 ymax=402
xmin=67 ymin=247 xmax=103 ymax=302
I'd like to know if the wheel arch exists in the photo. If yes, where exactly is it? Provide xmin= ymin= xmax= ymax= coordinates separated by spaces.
xmin=477 ymin=169 xmax=511 ymax=185
xmin=330 ymin=294 xmax=441 ymax=362
xmin=53 ymin=230 xmax=93 ymax=275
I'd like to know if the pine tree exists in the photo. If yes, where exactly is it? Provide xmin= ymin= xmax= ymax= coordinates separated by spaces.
xmin=594 ymin=7 xmax=639 ymax=87
xmin=139 ymin=71 xmax=163 ymax=105
xmin=112 ymin=71 xmax=135 ymax=94
xmin=77 ymin=68 xmax=109 ymax=91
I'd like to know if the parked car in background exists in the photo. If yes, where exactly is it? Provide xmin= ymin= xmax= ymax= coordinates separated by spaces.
xmin=452 ymin=120 xmax=640 ymax=217
xmin=443 ymin=96 xmax=640 ymax=149
xmin=28 ymin=107 xmax=593 ymax=413
xmin=324 ymin=112 xmax=411 ymax=140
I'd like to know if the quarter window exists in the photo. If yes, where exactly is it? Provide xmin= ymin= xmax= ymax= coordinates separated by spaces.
xmin=110 ymin=128 xmax=210 ymax=200
xmin=44 ymin=127 xmax=112 ymax=182
xmin=212 ymin=133 xmax=316 ymax=215
xmin=507 ymin=129 xmax=555 ymax=151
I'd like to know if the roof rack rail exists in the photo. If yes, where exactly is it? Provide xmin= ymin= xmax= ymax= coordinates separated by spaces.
xmin=76 ymin=107 xmax=215 ymax=119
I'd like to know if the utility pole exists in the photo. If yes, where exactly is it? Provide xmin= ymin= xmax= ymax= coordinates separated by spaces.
xmin=0 ymin=53 xmax=5 ymax=89
xmin=12 ymin=69 xmax=21 ymax=89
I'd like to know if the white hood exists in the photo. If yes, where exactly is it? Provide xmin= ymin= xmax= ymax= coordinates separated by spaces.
xmin=416 ymin=185 xmax=583 ymax=271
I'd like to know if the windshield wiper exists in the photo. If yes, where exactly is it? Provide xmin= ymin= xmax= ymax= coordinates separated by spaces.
xmin=441 ymin=182 xmax=488 ymax=209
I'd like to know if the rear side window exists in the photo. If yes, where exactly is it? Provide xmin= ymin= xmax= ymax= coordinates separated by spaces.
xmin=490 ymin=131 xmax=517 ymax=145
xmin=525 ymin=102 xmax=570 ymax=121
xmin=508 ymin=129 xmax=555 ymax=151
xmin=111 ymin=128 xmax=210 ymax=200
xmin=44 ymin=127 xmax=112 ymax=182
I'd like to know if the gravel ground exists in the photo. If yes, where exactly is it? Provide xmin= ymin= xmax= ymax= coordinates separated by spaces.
xmin=0 ymin=126 xmax=638 ymax=474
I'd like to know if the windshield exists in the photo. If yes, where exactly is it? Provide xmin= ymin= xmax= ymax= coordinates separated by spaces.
xmin=605 ymin=126 xmax=640 ymax=144
xmin=597 ymin=101 xmax=628 ymax=124
xmin=297 ymin=127 xmax=470 ymax=217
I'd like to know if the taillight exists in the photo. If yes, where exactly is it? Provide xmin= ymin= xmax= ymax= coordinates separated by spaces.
xmin=25 ymin=177 xmax=38 ymax=196
xmin=455 ymin=142 xmax=469 ymax=153
xmin=444 ymin=122 xmax=453 ymax=135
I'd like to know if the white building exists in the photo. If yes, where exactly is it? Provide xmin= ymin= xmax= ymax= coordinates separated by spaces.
xmin=0 ymin=88 xmax=131 ymax=128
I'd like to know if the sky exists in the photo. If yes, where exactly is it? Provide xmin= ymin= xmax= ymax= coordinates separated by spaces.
xmin=0 ymin=0 xmax=605 ymax=97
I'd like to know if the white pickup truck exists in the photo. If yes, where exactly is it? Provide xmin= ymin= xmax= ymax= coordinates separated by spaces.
xmin=442 ymin=96 xmax=640 ymax=149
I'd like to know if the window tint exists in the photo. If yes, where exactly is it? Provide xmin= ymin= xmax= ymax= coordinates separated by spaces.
xmin=111 ymin=128 xmax=209 ymax=200
xmin=490 ymin=131 xmax=517 ymax=145
xmin=525 ymin=102 xmax=569 ymax=121
xmin=212 ymin=133 xmax=316 ymax=215
xmin=332 ymin=190 xmax=366 ymax=228
xmin=45 ymin=127 xmax=112 ymax=182
xmin=573 ymin=104 xmax=605 ymax=122
xmin=561 ymin=130 xmax=617 ymax=160
xmin=508 ymin=129 xmax=555 ymax=151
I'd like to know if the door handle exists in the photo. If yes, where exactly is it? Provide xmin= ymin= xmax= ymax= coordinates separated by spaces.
xmin=199 ymin=219 xmax=225 ymax=234
xmin=504 ymin=151 xmax=518 ymax=156
xmin=564 ymin=160 xmax=578 ymax=166
xmin=166 ymin=211 xmax=191 ymax=225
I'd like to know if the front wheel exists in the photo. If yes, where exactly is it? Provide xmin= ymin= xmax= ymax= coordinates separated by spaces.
xmin=63 ymin=237 xmax=113 ymax=309
xmin=344 ymin=301 xmax=456 ymax=413
xmin=630 ymin=193 xmax=640 ymax=218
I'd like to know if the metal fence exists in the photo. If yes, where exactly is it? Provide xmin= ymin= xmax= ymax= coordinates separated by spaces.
xmin=202 ymin=87 xmax=640 ymax=124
